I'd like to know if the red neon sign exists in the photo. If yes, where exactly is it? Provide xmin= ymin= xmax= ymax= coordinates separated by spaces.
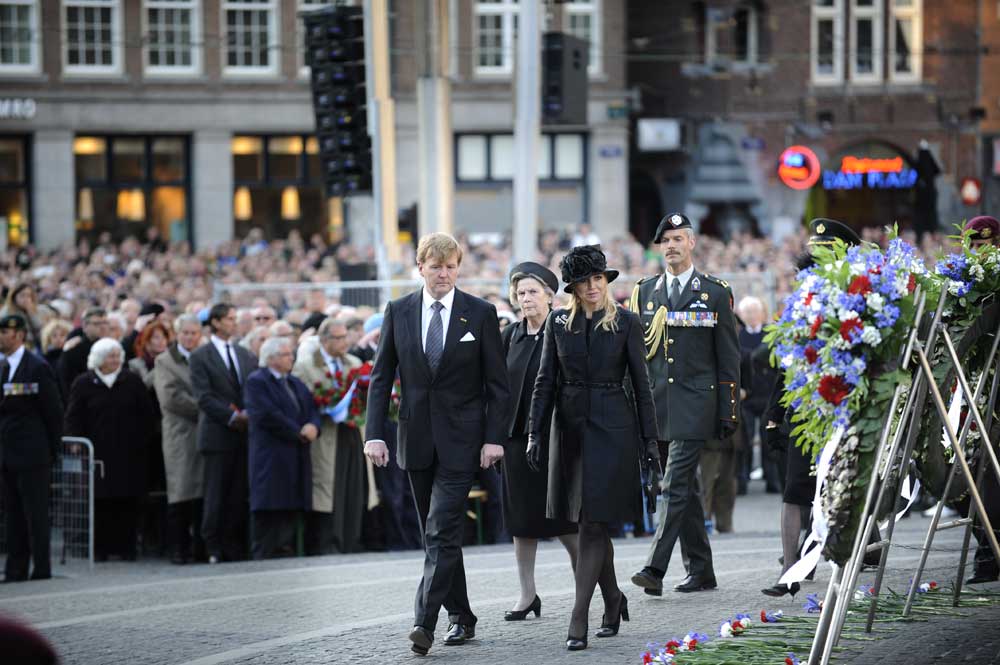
xmin=839 ymin=156 xmax=904 ymax=174
xmin=778 ymin=145 xmax=821 ymax=190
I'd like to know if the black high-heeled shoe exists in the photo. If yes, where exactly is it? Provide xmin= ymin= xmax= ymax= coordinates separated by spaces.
xmin=595 ymin=592 xmax=629 ymax=638
xmin=504 ymin=595 xmax=541 ymax=621
xmin=761 ymin=582 xmax=800 ymax=598
xmin=566 ymin=634 xmax=588 ymax=651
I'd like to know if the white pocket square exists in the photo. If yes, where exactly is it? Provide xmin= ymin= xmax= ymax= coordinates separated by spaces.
xmin=459 ymin=332 xmax=476 ymax=342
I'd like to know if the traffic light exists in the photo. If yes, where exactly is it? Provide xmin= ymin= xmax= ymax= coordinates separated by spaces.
xmin=304 ymin=7 xmax=372 ymax=196
xmin=542 ymin=32 xmax=588 ymax=125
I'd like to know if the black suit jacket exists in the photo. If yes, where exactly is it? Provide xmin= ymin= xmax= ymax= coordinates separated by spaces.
xmin=189 ymin=341 xmax=257 ymax=453
xmin=366 ymin=288 xmax=510 ymax=472
xmin=0 ymin=349 xmax=64 ymax=470
xmin=57 ymin=336 xmax=94 ymax=397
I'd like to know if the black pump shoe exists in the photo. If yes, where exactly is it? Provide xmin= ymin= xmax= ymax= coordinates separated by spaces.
xmin=596 ymin=593 xmax=629 ymax=638
xmin=566 ymin=634 xmax=588 ymax=651
xmin=505 ymin=595 xmax=541 ymax=621
xmin=761 ymin=582 xmax=800 ymax=598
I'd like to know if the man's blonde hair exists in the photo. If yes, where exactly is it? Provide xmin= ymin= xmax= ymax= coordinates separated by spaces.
xmin=416 ymin=232 xmax=463 ymax=266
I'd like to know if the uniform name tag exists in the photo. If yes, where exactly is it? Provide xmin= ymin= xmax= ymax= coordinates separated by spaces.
xmin=666 ymin=312 xmax=718 ymax=328
xmin=3 ymin=382 xmax=39 ymax=396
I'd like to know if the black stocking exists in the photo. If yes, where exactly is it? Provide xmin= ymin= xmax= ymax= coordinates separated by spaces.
xmin=569 ymin=520 xmax=621 ymax=638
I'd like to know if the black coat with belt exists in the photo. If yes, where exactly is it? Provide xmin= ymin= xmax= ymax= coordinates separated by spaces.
xmin=366 ymin=288 xmax=510 ymax=472
xmin=64 ymin=369 xmax=156 ymax=499
xmin=529 ymin=306 xmax=659 ymax=523
xmin=0 ymin=350 xmax=64 ymax=471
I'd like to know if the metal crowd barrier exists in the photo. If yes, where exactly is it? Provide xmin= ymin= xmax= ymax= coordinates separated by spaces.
xmin=0 ymin=436 xmax=100 ymax=570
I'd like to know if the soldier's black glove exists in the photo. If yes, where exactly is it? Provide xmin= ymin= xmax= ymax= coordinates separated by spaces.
xmin=525 ymin=434 xmax=543 ymax=473
xmin=720 ymin=421 xmax=738 ymax=440
xmin=644 ymin=439 xmax=661 ymax=470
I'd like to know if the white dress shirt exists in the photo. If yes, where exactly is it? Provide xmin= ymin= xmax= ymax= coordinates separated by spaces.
xmin=663 ymin=264 xmax=695 ymax=293
xmin=5 ymin=345 xmax=25 ymax=381
xmin=210 ymin=335 xmax=241 ymax=375
xmin=319 ymin=345 xmax=342 ymax=375
xmin=177 ymin=344 xmax=192 ymax=361
xmin=421 ymin=287 xmax=455 ymax=353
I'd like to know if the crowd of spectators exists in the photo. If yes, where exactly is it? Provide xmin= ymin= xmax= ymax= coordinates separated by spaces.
xmin=0 ymin=222 xmax=960 ymax=564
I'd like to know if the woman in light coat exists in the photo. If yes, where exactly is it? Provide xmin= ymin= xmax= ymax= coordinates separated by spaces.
xmin=153 ymin=314 xmax=206 ymax=564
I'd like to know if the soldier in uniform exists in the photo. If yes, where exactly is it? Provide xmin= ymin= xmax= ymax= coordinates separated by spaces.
xmin=628 ymin=213 xmax=740 ymax=596
xmin=0 ymin=314 xmax=64 ymax=582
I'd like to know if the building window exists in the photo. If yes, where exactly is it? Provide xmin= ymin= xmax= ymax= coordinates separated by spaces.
xmin=734 ymin=4 xmax=759 ymax=65
xmin=232 ymin=134 xmax=333 ymax=240
xmin=73 ymin=135 xmax=191 ymax=243
xmin=811 ymin=0 xmax=844 ymax=84
xmin=564 ymin=0 xmax=601 ymax=75
xmin=813 ymin=0 xmax=921 ymax=85
xmin=474 ymin=0 xmax=518 ymax=76
xmin=455 ymin=132 xmax=586 ymax=183
xmin=144 ymin=0 xmax=201 ymax=75
xmin=297 ymin=0 xmax=334 ymax=76
xmin=0 ymin=136 xmax=30 ymax=246
xmin=849 ymin=0 xmax=882 ymax=83
xmin=63 ymin=0 xmax=121 ymax=74
xmin=889 ymin=0 xmax=921 ymax=82
xmin=223 ymin=0 xmax=279 ymax=76
xmin=0 ymin=0 xmax=40 ymax=73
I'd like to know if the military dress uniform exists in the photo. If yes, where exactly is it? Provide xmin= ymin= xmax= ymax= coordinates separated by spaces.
xmin=0 ymin=315 xmax=64 ymax=582
xmin=629 ymin=213 xmax=740 ymax=595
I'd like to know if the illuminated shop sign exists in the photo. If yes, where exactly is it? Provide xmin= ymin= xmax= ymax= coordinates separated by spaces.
xmin=822 ymin=155 xmax=917 ymax=190
xmin=778 ymin=145 xmax=821 ymax=190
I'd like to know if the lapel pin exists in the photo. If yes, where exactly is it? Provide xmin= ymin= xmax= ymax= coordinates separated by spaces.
xmin=691 ymin=277 xmax=701 ymax=291
xmin=701 ymin=293 xmax=710 ymax=301
xmin=460 ymin=317 xmax=468 ymax=323
xmin=646 ymin=302 xmax=653 ymax=310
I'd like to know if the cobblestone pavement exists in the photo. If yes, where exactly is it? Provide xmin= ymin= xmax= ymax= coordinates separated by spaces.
xmin=1 ymin=487 xmax=998 ymax=665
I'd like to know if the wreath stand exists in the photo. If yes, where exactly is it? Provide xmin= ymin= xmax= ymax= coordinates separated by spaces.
xmin=807 ymin=290 xmax=1000 ymax=665
xmin=902 ymin=304 xmax=1000 ymax=616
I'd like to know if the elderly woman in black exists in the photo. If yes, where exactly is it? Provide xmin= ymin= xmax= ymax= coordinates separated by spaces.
xmin=500 ymin=262 xmax=578 ymax=621
xmin=528 ymin=245 xmax=659 ymax=651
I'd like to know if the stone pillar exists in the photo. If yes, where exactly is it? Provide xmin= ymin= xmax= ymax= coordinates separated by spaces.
xmin=191 ymin=130 xmax=233 ymax=250
xmin=589 ymin=124 xmax=630 ymax=241
xmin=32 ymin=130 xmax=75 ymax=250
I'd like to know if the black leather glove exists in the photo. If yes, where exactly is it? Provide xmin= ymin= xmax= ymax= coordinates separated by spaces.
xmin=525 ymin=434 xmax=543 ymax=473
xmin=720 ymin=421 xmax=738 ymax=440
xmin=765 ymin=424 xmax=789 ymax=454
xmin=644 ymin=439 xmax=661 ymax=469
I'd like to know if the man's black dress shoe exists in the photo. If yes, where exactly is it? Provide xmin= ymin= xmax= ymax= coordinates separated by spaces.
xmin=966 ymin=568 xmax=999 ymax=585
xmin=408 ymin=626 xmax=433 ymax=656
xmin=674 ymin=575 xmax=717 ymax=592
xmin=630 ymin=568 xmax=663 ymax=596
xmin=443 ymin=623 xmax=475 ymax=645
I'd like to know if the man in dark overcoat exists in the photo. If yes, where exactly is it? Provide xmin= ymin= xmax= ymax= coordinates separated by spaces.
xmin=0 ymin=315 xmax=63 ymax=581
xmin=245 ymin=337 xmax=320 ymax=559
xmin=57 ymin=307 xmax=108 ymax=395
xmin=189 ymin=303 xmax=257 ymax=563
xmin=628 ymin=213 xmax=741 ymax=596
xmin=364 ymin=232 xmax=509 ymax=656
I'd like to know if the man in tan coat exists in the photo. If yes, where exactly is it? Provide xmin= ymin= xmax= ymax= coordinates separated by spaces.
xmin=293 ymin=318 xmax=375 ymax=554
xmin=153 ymin=314 xmax=205 ymax=564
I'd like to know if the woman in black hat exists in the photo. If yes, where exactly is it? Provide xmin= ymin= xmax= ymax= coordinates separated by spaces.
xmin=528 ymin=245 xmax=659 ymax=650
xmin=500 ymin=262 xmax=579 ymax=622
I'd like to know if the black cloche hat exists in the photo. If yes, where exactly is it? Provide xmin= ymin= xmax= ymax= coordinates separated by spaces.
xmin=510 ymin=261 xmax=559 ymax=295
xmin=558 ymin=245 xmax=619 ymax=294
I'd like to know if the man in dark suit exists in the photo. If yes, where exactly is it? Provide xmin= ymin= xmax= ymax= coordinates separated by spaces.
xmin=627 ymin=213 xmax=741 ymax=596
xmin=57 ymin=307 xmax=108 ymax=395
xmin=189 ymin=303 xmax=257 ymax=563
xmin=0 ymin=315 xmax=64 ymax=581
xmin=365 ymin=232 xmax=509 ymax=656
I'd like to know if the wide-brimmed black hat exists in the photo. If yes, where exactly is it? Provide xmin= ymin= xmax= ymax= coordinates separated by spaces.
xmin=558 ymin=245 xmax=619 ymax=294
xmin=510 ymin=261 xmax=559 ymax=294
xmin=652 ymin=212 xmax=693 ymax=244
xmin=808 ymin=218 xmax=861 ymax=247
